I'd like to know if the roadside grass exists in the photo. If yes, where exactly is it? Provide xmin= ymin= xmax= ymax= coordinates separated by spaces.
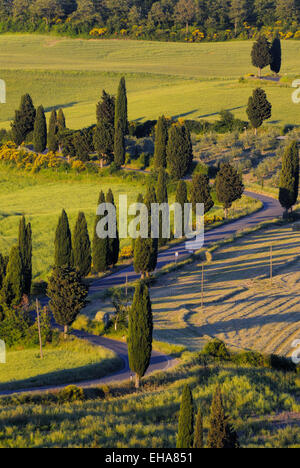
xmin=150 ymin=223 xmax=300 ymax=355
xmin=0 ymin=335 xmax=122 ymax=392
xmin=0 ymin=36 xmax=299 ymax=129
xmin=0 ymin=353 xmax=299 ymax=448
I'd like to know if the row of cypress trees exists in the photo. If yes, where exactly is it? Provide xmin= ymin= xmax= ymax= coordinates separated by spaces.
xmin=251 ymin=33 xmax=282 ymax=78
xmin=54 ymin=189 xmax=120 ymax=276
xmin=153 ymin=116 xmax=193 ymax=179
xmin=0 ymin=216 xmax=32 ymax=312
xmin=177 ymin=384 xmax=239 ymax=449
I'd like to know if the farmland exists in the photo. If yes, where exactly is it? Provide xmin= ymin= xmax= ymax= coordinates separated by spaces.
xmin=0 ymin=35 xmax=299 ymax=129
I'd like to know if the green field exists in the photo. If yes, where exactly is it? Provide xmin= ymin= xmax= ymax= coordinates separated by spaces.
xmin=0 ymin=336 xmax=122 ymax=391
xmin=0 ymin=35 xmax=299 ymax=129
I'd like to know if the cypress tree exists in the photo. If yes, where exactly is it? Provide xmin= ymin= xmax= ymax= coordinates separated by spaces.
xmin=144 ymin=186 xmax=158 ymax=274
xmin=106 ymin=189 xmax=120 ymax=267
xmin=57 ymin=108 xmax=66 ymax=132
xmin=115 ymin=77 xmax=128 ymax=134
xmin=207 ymin=386 xmax=239 ymax=449
xmin=33 ymin=105 xmax=47 ymax=153
xmin=133 ymin=236 xmax=152 ymax=278
xmin=177 ymin=384 xmax=194 ymax=449
xmin=251 ymin=35 xmax=271 ymax=78
xmin=154 ymin=115 xmax=168 ymax=169
xmin=54 ymin=209 xmax=72 ymax=267
xmin=279 ymin=141 xmax=299 ymax=215
xmin=47 ymin=266 xmax=88 ymax=339
xmin=128 ymin=281 xmax=153 ymax=388
xmin=216 ymin=162 xmax=244 ymax=218
xmin=166 ymin=123 xmax=193 ymax=179
xmin=132 ymin=193 xmax=144 ymax=251
xmin=48 ymin=109 xmax=59 ymax=152
xmin=175 ymin=180 xmax=188 ymax=237
xmin=270 ymin=34 xmax=282 ymax=75
xmin=156 ymin=168 xmax=169 ymax=246
xmin=11 ymin=94 xmax=36 ymax=146
xmin=94 ymin=120 xmax=114 ymax=165
xmin=97 ymin=90 xmax=115 ymax=126
xmin=194 ymin=408 xmax=204 ymax=449
xmin=92 ymin=190 xmax=110 ymax=273
xmin=72 ymin=212 xmax=91 ymax=277
xmin=114 ymin=119 xmax=125 ymax=168
xmin=190 ymin=173 xmax=214 ymax=214
xmin=247 ymin=88 xmax=272 ymax=134
xmin=0 ymin=253 xmax=7 ymax=291
xmin=18 ymin=216 xmax=32 ymax=296
xmin=1 ymin=246 xmax=24 ymax=307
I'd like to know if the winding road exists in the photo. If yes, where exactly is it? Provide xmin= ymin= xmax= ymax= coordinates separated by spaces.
xmin=0 ymin=191 xmax=283 ymax=397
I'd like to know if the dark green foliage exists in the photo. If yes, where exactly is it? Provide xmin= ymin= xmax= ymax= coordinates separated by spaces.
xmin=156 ymin=168 xmax=168 ymax=246
xmin=247 ymin=87 xmax=272 ymax=131
xmin=270 ymin=34 xmax=282 ymax=75
xmin=0 ymin=246 xmax=24 ymax=307
xmin=47 ymin=266 xmax=88 ymax=336
xmin=177 ymin=384 xmax=194 ymax=449
xmin=54 ymin=209 xmax=72 ymax=268
xmin=202 ymin=339 xmax=231 ymax=361
xmin=92 ymin=190 xmax=110 ymax=273
xmin=207 ymin=386 xmax=240 ymax=449
xmin=94 ymin=121 xmax=114 ymax=163
xmin=97 ymin=90 xmax=115 ymax=126
xmin=72 ymin=212 xmax=91 ymax=277
xmin=73 ymin=128 xmax=93 ymax=162
xmin=129 ymin=120 xmax=157 ymax=138
xmin=0 ymin=253 xmax=8 ymax=291
xmin=11 ymin=94 xmax=36 ymax=146
xmin=115 ymin=77 xmax=128 ymax=135
xmin=59 ymin=129 xmax=77 ymax=158
xmin=251 ymin=34 xmax=271 ymax=77
xmin=106 ymin=189 xmax=119 ymax=267
xmin=194 ymin=409 xmax=204 ymax=449
xmin=18 ymin=216 xmax=32 ymax=296
xmin=279 ymin=141 xmax=299 ymax=213
xmin=166 ymin=123 xmax=193 ymax=179
xmin=190 ymin=173 xmax=214 ymax=214
xmin=48 ymin=109 xmax=59 ymax=152
xmin=128 ymin=281 xmax=153 ymax=387
xmin=114 ymin=119 xmax=125 ymax=168
xmin=175 ymin=180 xmax=188 ymax=236
xmin=154 ymin=115 xmax=168 ymax=169
xmin=33 ymin=105 xmax=47 ymax=153
xmin=57 ymin=108 xmax=66 ymax=132
xmin=58 ymin=385 xmax=84 ymax=402
xmin=216 ymin=162 xmax=244 ymax=216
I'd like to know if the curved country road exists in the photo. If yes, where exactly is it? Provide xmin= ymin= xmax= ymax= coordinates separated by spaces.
xmin=0 ymin=191 xmax=283 ymax=397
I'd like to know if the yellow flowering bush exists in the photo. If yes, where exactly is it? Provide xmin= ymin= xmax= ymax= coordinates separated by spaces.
xmin=0 ymin=143 xmax=64 ymax=172
xmin=89 ymin=28 xmax=108 ymax=37
xmin=120 ymin=245 xmax=134 ymax=259
xmin=72 ymin=160 xmax=86 ymax=172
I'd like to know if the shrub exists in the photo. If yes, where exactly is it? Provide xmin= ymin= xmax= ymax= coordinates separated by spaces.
xmin=233 ymin=350 xmax=266 ymax=367
xmin=202 ymin=339 xmax=231 ymax=360
xmin=57 ymin=385 xmax=84 ymax=402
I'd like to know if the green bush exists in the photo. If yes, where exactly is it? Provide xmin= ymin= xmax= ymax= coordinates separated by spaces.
xmin=202 ymin=339 xmax=231 ymax=361
xmin=233 ymin=350 xmax=266 ymax=368
xmin=57 ymin=385 xmax=84 ymax=402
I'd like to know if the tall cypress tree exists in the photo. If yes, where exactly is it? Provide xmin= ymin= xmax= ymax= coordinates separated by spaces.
xmin=48 ymin=109 xmax=59 ymax=152
xmin=54 ymin=209 xmax=72 ymax=267
xmin=94 ymin=120 xmax=114 ymax=165
xmin=114 ymin=119 xmax=125 ymax=168
xmin=194 ymin=408 xmax=204 ymax=449
xmin=1 ymin=246 xmax=24 ymax=307
xmin=270 ymin=33 xmax=282 ymax=75
xmin=207 ymin=386 xmax=239 ymax=449
xmin=0 ymin=253 xmax=7 ymax=291
xmin=251 ymin=34 xmax=271 ymax=78
xmin=128 ymin=281 xmax=153 ymax=388
xmin=33 ymin=105 xmax=47 ymax=153
xmin=92 ymin=190 xmax=110 ymax=273
xmin=115 ymin=77 xmax=128 ymax=134
xmin=156 ymin=168 xmax=169 ymax=246
xmin=11 ymin=94 xmax=36 ymax=146
xmin=97 ymin=90 xmax=115 ymax=126
xmin=57 ymin=108 xmax=66 ymax=132
xmin=18 ymin=216 xmax=32 ymax=296
xmin=106 ymin=189 xmax=120 ymax=267
xmin=177 ymin=384 xmax=194 ymax=449
xmin=154 ymin=115 xmax=168 ymax=169
xmin=190 ymin=173 xmax=214 ymax=214
xmin=279 ymin=141 xmax=299 ymax=215
xmin=216 ymin=162 xmax=244 ymax=218
xmin=175 ymin=180 xmax=188 ymax=237
xmin=144 ymin=186 xmax=158 ymax=274
xmin=72 ymin=212 xmax=91 ymax=277
xmin=132 ymin=192 xmax=144 ymax=251
xmin=167 ymin=123 xmax=193 ymax=179
xmin=247 ymin=88 xmax=272 ymax=134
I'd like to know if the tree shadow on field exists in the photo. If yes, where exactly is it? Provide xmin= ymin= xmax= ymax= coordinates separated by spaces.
xmin=44 ymin=102 xmax=78 ymax=112
xmin=198 ymin=105 xmax=245 ymax=118
xmin=172 ymin=109 xmax=199 ymax=120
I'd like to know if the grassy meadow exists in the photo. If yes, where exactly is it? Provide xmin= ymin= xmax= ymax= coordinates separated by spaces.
xmin=0 ymin=35 xmax=299 ymax=129
xmin=0 ymin=336 xmax=122 ymax=392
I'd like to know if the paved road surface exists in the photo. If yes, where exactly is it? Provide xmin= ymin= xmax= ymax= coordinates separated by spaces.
xmin=0 ymin=191 xmax=282 ymax=397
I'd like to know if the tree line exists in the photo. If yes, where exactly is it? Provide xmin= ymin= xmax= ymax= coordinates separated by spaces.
xmin=0 ymin=0 xmax=298 ymax=39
